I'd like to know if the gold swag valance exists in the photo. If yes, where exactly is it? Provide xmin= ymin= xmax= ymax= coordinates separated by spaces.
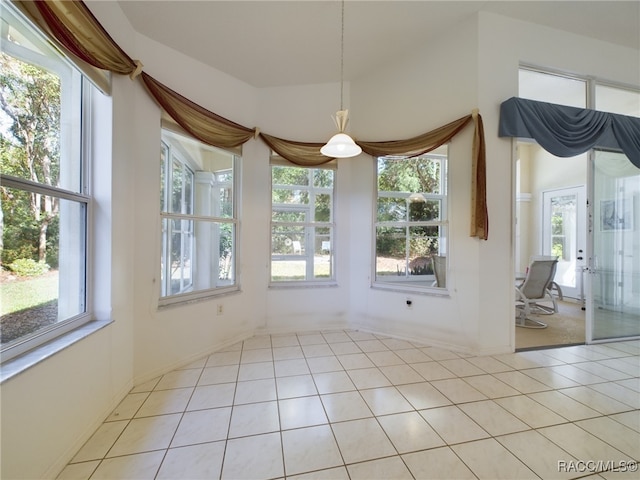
xmin=11 ymin=0 xmax=488 ymax=240
xmin=141 ymin=73 xmax=256 ymax=150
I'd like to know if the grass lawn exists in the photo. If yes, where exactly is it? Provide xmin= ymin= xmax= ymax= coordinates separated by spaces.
xmin=1 ymin=271 xmax=58 ymax=315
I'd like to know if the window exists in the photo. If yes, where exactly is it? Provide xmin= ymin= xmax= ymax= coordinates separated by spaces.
xmin=271 ymin=163 xmax=335 ymax=284
xmin=160 ymin=129 xmax=238 ymax=305
xmin=519 ymin=67 xmax=586 ymax=108
xmin=1 ymin=3 xmax=100 ymax=361
xmin=595 ymin=84 xmax=640 ymax=117
xmin=374 ymin=148 xmax=448 ymax=290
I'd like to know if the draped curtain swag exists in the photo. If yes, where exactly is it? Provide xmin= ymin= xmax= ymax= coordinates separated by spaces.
xmin=142 ymin=73 xmax=256 ymax=150
xmin=499 ymin=97 xmax=640 ymax=167
xmin=14 ymin=0 xmax=488 ymax=240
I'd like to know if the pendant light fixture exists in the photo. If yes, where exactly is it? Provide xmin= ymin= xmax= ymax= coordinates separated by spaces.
xmin=320 ymin=0 xmax=362 ymax=158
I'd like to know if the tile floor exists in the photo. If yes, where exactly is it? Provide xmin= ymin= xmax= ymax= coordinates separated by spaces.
xmin=58 ymin=331 xmax=639 ymax=479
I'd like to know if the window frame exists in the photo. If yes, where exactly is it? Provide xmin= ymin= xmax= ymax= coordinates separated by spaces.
xmin=159 ymin=130 xmax=240 ymax=307
xmin=1 ymin=2 xmax=96 ymax=362
xmin=372 ymin=150 xmax=449 ymax=294
xmin=269 ymin=160 xmax=336 ymax=286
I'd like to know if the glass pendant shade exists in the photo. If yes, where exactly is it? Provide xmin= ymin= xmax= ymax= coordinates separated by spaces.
xmin=321 ymin=132 xmax=362 ymax=158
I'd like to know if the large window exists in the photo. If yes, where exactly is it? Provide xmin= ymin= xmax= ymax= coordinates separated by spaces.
xmin=271 ymin=163 xmax=335 ymax=284
xmin=160 ymin=130 xmax=238 ymax=305
xmin=1 ymin=3 xmax=100 ymax=361
xmin=374 ymin=148 xmax=448 ymax=290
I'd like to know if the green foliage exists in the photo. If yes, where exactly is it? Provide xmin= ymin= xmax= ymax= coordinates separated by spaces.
xmin=376 ymin=156 xmax=443 ymax=259
xmin=378 ymin=157 xmax=440 ymax=194
xmin=1 ymin=51 xmax=61 ymax=266
xmin=7 ymin=258 xmax=50 ymax=277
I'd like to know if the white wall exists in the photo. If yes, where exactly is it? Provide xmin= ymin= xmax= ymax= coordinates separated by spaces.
xmin=2 ymin=4 xmax=638 ymax=478
xmin=0 ymin=55 xmax=138 ymax=480
xmin=348 ymin=16 xmax=487 ymax=352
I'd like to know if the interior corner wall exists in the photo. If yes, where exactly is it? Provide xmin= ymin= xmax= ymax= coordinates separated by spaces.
xmin=256 ymin=82 xmax=353 ymax=333
xmin=347 ymin=15 xmax=490 ymax=353
xmin=128 ymin=33 xmax=262 ymax=384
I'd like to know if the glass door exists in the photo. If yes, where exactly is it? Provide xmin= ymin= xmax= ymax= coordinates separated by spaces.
xmin=542 ymin=187 xmax=586 ymax=301
xmin=588 ymin=150 xmax=640 ymax=341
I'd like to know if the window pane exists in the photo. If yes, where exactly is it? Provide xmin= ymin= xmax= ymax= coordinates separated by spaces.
xmin=595 ymin=84 xmax=640 ymax=117
xmin=272 ymin=210 xmax=307 ymax=222
xmin=315 ymin=194 xmax=331 ymax=222
xmin=219 ymin=183 xmax=233 ymax=218
xmin=375 ymin=149 xmax=447 ymax=288
xmin=314 ymin=255 xmax=332 ymax=279
xmin=519 ymin=68 xmax=586 ymax=108
xmin=160 ymin=129 xmax=238 ymax=301
xmin=409 ymin=200 xmax=440 ymax=221
xmin=377 ymin=197 xmax=407 ymax=222
xmin=271 ymin=165 xmax=334 ymax=283
xmin=0 ymin=54 xmax=82 ymax=193
xmin=314 ymin=169 xmax=334 ymax=187
xmin=162 ymin=217 xmax=236 ymax=296
xmin=184 ymin=170 xmax=193 ymax=215
xmin=218 ymin=223 xmax=235 ymax=283
xmin=378 ymin=157 xmax=441 ymax=194
xmin=160 ymin=143 xmax=168 ymax=212
xmin=376 ymin=226 xmax=406 ymax=277
xmin=409 ymin=225 xmax=440 ymax=260
xmin=273 ymin=188 xmax=309 ymax=205
xmin=273 ymin=166 xmax=309 ymax=186
xmin=1 ymin=191 xmax=86 ymax=347
xmin=272 ymin=226 xmax=305 ymax=255
xmin=171 ymin=160 xmax=183 ymax=213
xmin=271 ymin=260 xmax=306 ymax=281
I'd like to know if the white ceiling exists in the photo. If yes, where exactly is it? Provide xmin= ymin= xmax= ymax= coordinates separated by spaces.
xmin=112 ymin=1 xmax=640 ymax=88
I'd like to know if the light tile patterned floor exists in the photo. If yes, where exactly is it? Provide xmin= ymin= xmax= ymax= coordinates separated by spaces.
xmin=58 ymin=331 xmax=640 ymax=479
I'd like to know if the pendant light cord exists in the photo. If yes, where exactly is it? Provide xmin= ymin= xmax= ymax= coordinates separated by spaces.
xmin=340 ymin=0 xmax=345 ymax=111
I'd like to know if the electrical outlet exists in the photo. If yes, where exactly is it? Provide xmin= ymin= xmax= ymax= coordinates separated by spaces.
xmin=217 ymin=304 xmax=224 ymax=315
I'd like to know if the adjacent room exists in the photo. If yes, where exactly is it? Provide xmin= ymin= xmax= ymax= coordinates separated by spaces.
xmin=1 ymin=1 xmax=638 ymax=479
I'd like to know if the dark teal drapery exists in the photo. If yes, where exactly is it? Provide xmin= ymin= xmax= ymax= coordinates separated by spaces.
xmin=499 ymin=97 xmax=640 ymax=167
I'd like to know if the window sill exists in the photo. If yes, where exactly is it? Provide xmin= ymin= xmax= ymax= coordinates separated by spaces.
xmin=269 ymin=281 xmax=338 ymax=289
xmin=371 ymin=282 xmax=450 ymax=297
xmin=0 ymin=319 xmax=112 ymax=384
xmin=158 ymin=286 xmax=241 ymax=310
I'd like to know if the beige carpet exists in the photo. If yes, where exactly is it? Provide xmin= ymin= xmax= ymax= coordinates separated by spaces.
xmin=516 ymin=300 xmax=585 ymax=350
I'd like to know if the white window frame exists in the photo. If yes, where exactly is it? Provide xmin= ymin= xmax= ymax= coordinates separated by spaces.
xmin=159 ymin=131 xmax=239 ymax=307
xmin=270 ymin=161 xmax=336 ymax=286
xmin=373 ymin=151 xmax=448 ymax=293
xmin=1 ymin=2 xmax=96 ymax=363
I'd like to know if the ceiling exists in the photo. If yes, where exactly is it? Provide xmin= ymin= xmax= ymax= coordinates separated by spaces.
xmin=113 ymin=1 xmax=640 ymax=88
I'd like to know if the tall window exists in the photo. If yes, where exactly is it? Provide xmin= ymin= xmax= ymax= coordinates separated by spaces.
xmin=374 ymin=148 xmax=448 ymax=290
xmin=271 ymin=163 xmax=335 ymax=284
xmin=1 ymin=3 xmax=100 ymax=361
xmin=160 ymin=129 xmax=238 ymax=305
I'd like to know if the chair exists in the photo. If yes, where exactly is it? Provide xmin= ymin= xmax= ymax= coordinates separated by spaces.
xmin=431 ymin=255 xmax=446 ymax=288
xmin=529 ymin=255 xmax=563 ymax=301
xmin=515 ymin=258 xmax=558 ymax=328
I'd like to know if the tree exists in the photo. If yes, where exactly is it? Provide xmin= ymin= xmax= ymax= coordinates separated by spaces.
xmin=0 ymin=52 xmax=61 ymax=265
xmin=377 ymin=156 xmax=442 ymax=260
